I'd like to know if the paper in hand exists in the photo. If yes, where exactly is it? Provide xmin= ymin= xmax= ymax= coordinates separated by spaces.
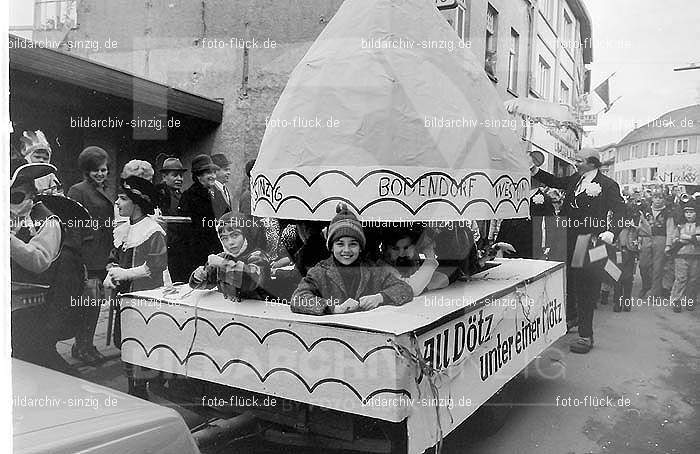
xmin=604 ymin=259 xmax=622 ymax=281
xmin=572 ymin=234 xmax=591 ymax=268
xmin=588 ymin=245 xmax=608 ymax=263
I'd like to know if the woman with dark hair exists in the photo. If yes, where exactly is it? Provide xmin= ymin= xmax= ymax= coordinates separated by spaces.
xmin=177 ymin=154 xmax=223 ymax=279
xmin=66 ymin=146 xmax=114 ymax=364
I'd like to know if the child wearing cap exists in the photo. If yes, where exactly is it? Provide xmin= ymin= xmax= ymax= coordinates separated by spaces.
xmin=189 ymin=211 xmax=271 ymax=301
xmin=291 ymin=205 xmax=414 ymax=315
xmin=667 ymin=200 xmax=699 ymax=312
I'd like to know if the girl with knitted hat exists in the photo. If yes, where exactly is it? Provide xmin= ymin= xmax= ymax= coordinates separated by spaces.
xmin=291 ymin=204 xmax=413 ymax=315
xmin=189 ymin=211 xmax=271 ymax=301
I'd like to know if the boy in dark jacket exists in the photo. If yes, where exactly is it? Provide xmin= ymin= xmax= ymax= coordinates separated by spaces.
xmin=291 ymin=205 xmax=413 ymax=315
xmin=189 ymin=211 xmax=271 ymax=301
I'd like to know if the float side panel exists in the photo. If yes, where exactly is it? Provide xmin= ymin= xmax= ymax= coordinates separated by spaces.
xmin=119 ymin=301 xmax=410 ymax=422
xmin=407 ymin=266 xmax=565 ymax=454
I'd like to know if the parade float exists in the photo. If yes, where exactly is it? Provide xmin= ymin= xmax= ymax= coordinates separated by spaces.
xmin=119 ymin=0 xmax=566 ymax=452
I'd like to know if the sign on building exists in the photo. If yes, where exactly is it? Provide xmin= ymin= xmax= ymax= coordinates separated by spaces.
xmin=579 ymin=113 xmax=598 ymax=126
xmin=657 ymin=165 xmax=700 ymax=185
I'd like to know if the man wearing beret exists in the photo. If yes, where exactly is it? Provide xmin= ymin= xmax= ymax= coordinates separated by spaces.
xmin=531 ymin=148 xmax=624 ymax=353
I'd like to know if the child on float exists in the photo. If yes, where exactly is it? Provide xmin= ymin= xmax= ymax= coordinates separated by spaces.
xmin=189 ymin=211 xmax=271 ymax=300
xmin=291 ymin=205 xmax=414 ymax=315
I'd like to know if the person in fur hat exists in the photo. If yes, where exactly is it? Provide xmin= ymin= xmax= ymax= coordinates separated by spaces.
xmin=291 ymin=204 xmax=413 ymax=315
xmin=189 ymin=211 xmax=271 ymax=301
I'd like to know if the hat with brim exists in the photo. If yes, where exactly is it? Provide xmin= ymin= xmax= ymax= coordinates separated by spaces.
xmin=35 ymin=194 xmax=91 ymax=225
xmin=211 ymin=154 xmax=231 ymax=169
xmin=11 ymin=160 xmax=56 ymax=188
xmin=159 ymin=157 xmax=188 ymax=173
xmin=683 ymin=199 xmax=698 ymax=212
xmin=191 ymin=154 xmax=220 ymax=174
xmin=120 ymin=176 xmax=159 ymax=215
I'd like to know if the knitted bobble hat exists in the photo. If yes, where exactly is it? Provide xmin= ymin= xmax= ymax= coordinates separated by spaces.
xmin=326 ymin=203 xmax=366 ymax=250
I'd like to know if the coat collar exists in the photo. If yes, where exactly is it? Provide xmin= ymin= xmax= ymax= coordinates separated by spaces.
xmin=82 ymin=178 xmax=114 ymax=204
xmin=320 ymin=257 xmax=370 ymax=299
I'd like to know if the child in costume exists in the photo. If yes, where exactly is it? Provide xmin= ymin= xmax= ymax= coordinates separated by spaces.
xmin=667 ymin=199 xmax=699 ymax=312
xmin=104 ymin=176 xmax=167 ymax=295
xmin=291 ymin=205 xmax=414 ymax=315
xmin=189 ymin=211 xmax=271 ymax=301
xmin=104 ymin=173 xmax=167 ymax=399
xmin=20 ymin=130 xmax=62 ymax=195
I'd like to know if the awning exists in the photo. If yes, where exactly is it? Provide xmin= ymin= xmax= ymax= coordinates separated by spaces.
xmin=9 ymin=34 xmax=223 ymax=124
xmin=504 ymin=97 xmax=577 ymax=125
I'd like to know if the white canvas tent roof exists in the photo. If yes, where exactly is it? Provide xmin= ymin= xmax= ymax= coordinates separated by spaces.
xmin=252 ymin=0 xmax=530 ymax=221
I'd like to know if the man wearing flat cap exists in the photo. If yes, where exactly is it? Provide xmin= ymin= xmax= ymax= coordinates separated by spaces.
xmin=532 ymin=147 xmax=624 ymax=354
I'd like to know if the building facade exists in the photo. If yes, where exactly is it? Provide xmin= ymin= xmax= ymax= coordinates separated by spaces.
xmin=439 ymin=0 xmax=532 ymax=103
xmin=613 ymin=105 xmax=700 ymax=193
xmin=12 ymin=0 xmax=593 ymax=195
xmin=440 ymin=0 xmax=593 ymax=177
xmin=527 ymin=0 xmax=592 ymax=176
xmin=16 ymin=0 xmax=346 ymax=197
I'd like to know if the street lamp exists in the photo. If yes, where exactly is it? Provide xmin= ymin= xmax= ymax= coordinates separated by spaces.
xmin=674 ymin=62 xmax=700 ymax=71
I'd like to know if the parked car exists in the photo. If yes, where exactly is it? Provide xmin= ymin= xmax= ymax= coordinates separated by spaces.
xmin=12 ymin=359 xmax=200 ymax=454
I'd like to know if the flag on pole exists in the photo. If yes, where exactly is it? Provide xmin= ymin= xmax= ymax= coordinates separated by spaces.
xmin=594 ymin=79 xmax=611 ymax=111
xmin=594 ymin=73 xmax=618 ymax=112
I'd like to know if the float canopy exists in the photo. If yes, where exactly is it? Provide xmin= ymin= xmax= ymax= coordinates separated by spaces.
xmin=252 ymin=0 xmax=530 ymax=222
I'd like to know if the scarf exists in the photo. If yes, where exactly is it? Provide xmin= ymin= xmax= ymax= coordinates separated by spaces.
xmin=334 ymin=257 xmax=361 ymax=297
xmin=223 ymin=237 xmax=249 ymax=258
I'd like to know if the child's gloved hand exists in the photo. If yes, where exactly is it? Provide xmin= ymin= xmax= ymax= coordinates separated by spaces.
xmin=192 ymin=266 xmax=207 ymax=282
xmin=207 ymin=254 xmax=226 ymax=267
xmin=107 ymin=266 xmax=129 ymax=282
xmin=332 ymin=298 xmax=360 ymax=314
xmin=358 ymin=294 xmax=383 ymax=311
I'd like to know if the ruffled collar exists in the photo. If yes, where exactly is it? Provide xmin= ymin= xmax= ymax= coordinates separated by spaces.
xmin=113 ymin=215 xmax=165 ymax=250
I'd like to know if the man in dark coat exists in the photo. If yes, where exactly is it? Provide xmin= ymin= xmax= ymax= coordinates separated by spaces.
xmin=155 ymin=157 xmax=186 ymax=215
xmin=532 ymin=148 xmax=624 ymax=354
xmin=155 ymin=157 xmax=188 ymax=282
xmin=177 ymin=155 xmax=223 ymax=281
